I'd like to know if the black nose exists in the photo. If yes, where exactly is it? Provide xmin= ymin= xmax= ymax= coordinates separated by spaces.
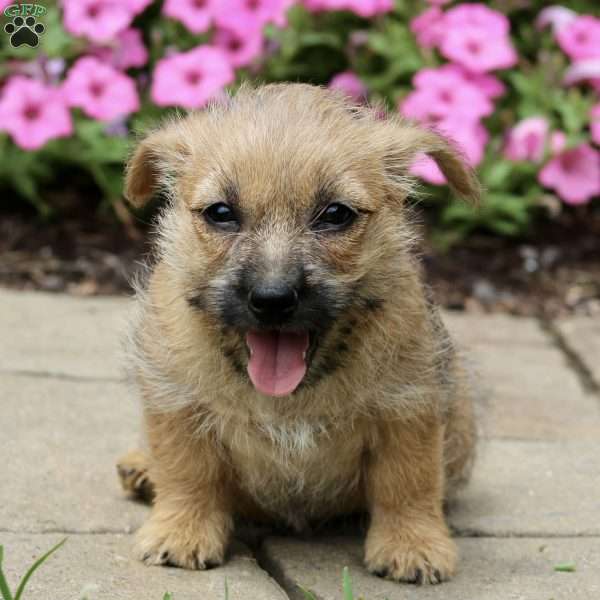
xmin=248 ymin=282 xmax=299 ymax=323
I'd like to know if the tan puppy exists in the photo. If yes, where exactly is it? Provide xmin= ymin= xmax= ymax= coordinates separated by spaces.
xmin=117 ymin=83 xmax=479 ymax=585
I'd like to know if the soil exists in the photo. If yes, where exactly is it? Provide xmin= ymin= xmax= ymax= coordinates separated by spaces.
xmin=1 ymin=204 xmax=599 ymax=318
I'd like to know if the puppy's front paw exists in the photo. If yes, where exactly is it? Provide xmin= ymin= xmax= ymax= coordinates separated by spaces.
xmin=365 ymin=524 xmax=457 ymax=584
xmin=135 ymin=512 xmax=230 ymax=570
xmin=117 ymin=450 xmax=154 ymax=501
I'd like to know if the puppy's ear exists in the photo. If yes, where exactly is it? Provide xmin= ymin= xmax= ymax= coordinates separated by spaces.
xmin=125 ymin=121 xmax=191 ymax=208
xmin=381 ymin=119 xmax=482 ymax=205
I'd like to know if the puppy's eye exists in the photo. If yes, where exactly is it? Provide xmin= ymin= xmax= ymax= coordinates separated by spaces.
xmin=202 ymin=202 xmax=240 ymax=232
xmin=313 ymin=203 xmax=356 ymax=232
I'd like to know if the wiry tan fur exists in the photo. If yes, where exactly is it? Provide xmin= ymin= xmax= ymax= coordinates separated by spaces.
xmin=117 ymin=83 xmax=480 ymax=584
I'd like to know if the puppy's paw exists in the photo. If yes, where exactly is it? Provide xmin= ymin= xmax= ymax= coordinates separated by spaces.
xmin=365 ymin=526 xmax=457 ymax=584
xmin=117 ymin=450 xmax=154 ymax=501
xmin=135 ymin=513 xmax=229 ymax=570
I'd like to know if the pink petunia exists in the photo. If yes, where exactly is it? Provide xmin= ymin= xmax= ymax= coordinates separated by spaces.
xmin=162 ymin=0 xmax=217 ymax=34
xmin=62 ymin=0 xmax=134 ymax=43
xmin=410 ymin=7 xmax=445 ymax=49
xmin=411 ymin=118 xmax=489 ymax=185
xmin=91 ymin=28 xmax=148 ymax=70
xmin=328 ymin=71 xmax=368 ymax=103
xmin=536 ymin=5 xmax=577 ymax=33
xmin=425 ymin=63 xmax=505 ymax=99
xmin=504 ymin=117 xmax=549 ymax=163
xmin=591 ymin=105 xmax=600 ymax=146
xmin=151 ymin=46 xmax=235 ymax=109
xmin=538 ymin=143 xmax=600 ymax=205
xmin=213 ymin=27 xmax=264 ymax=68
xmin=63 ymin=56 xmax=140 ymax=121
xmin=214 ymin=0 xmax=290 ymax=34
xmin=302 ymin=0 xmax=392 ymax=17
xmin=402 ymin=66 xmax=493 ymax=123
xmin=443 ymin=3 xmax=510 ymax=36
xmin=556 ymin=15 xmax=600 ymax=61
xmin=0 ymin=77 xmax=73 ymax=150
xmin=125 ymin=0 xmax=153 ymax=15
xmin=440 ymin=23 xmax=517 ymax=73
xmin=563 ymin=58 xmax=600 ymax=93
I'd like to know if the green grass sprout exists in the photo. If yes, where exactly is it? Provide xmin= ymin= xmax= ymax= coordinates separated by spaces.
xmin=554 ymin=562 xmax=576 ymax=573
xmin=342 ymin=567 xmax=354 ymax=600
xmin=0 ymin=538 xmax=67 ymax=600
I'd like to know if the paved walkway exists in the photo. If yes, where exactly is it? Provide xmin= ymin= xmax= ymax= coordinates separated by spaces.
xmin=1 ymin=289 xmax=599 ymax=599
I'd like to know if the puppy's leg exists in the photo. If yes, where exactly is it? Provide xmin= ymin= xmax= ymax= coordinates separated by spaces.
xmin=117 ymin=449 xmax=154 ymax=502
xmin=135 ymin=411 xmax=233 ymax=570
xmin=364 ymin=415 xmax=456 ymax=584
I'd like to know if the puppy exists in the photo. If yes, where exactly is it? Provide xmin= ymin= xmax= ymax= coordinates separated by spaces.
xmin=117 ymin=83 xmax=479 ymax=584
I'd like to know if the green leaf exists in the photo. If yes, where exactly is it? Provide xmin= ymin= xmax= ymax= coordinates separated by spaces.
xmin=342 ymin=567 xmax=354 ymax=600
xmin=163 ymin=593 xmax=173 ymax=600
xmin=0 ymin=545 xmax=15 ymax=600
xmin=554 ymin=562 xmax=576 ymax=573
xmin=14 ymin=539 xmax=67 ymax=600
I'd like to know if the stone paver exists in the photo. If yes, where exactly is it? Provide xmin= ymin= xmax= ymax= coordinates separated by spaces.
xmin=449 ymin=440 xmax=600 ymax=536
xmin=2 ymin=534 xmax=287 ymax=600
xmin=557 ymin=316 xmax=600 ymax=388
xmin=262 ymin=536 xmax=600 ymax=600
xmin=1 ymin=375 xmax=146 ymax=533
xmin=445 ymin=313 xmax=600 ymax=440
xmin=2 ymin=289 xmax=600 ymax=599
xmin=0 ymin=289 xmax=129 ymax=380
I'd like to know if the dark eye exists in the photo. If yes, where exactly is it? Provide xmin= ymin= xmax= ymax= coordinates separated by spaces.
xmin=202 ymin=202 xmax=240 ymax=231
xmin=313 ymin=203 xmax=356 ymax=232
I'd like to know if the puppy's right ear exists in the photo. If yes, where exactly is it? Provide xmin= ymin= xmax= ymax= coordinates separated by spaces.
xmin=125 ymin=122 xmax=191 ymax=208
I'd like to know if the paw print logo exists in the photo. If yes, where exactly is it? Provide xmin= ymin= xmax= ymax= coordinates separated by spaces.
xmin=4 ymin=15 xmax=45 ymax=48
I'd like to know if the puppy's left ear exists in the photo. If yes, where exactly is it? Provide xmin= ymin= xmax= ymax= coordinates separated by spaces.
xmin=381 ymin=120 xmax=482 ymax=205
xmin=125 ymin=120 xmax=192 ymax=208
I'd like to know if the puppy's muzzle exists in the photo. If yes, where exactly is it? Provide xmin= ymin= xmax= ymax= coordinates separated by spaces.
xmin=248 ymin=281 xmax=299 ymax=326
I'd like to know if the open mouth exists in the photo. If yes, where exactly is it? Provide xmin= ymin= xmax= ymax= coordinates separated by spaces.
xmin=245 ymin=330 xmax=315 ymax=397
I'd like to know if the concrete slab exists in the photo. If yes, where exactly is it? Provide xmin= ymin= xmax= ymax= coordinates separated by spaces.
xmin=556 ymin=316 xmax=600 ymax=388
xmin=0 ymin=375 xmax=146 ymax=533
xmin=449 ymin=440 xmax=600 ymax=536
xmin=1 ymin=534 xmax=288 ymax=600
xmin=0 ymin=289 xmax=129 ymax=380
xmin=262 ymin=536 xmax=600 ymax=600
xmin=444 ymin=313 xmax=600 ymax=440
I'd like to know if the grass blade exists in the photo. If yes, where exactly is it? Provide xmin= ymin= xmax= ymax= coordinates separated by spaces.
xmin=554 ymin=562 xmax=576 ymax=573
xmin=0 ymin=546 xmax=15 ymax=600
xmin=163 ymin=593 xmax=173 ymax=600
xmin=297 ymin=585 xmax=317 ymax=600
xmin=14 ymin=538 xmax=66 ymax=600
xmin=224 ymin=578 xmax=229 ymax=600
xmin=342 ymin=566 xmax=354 ymax=600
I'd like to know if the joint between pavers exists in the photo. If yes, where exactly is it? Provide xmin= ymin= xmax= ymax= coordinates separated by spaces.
xmin=539 ymin=319 xmax=600 ymax=397
xmin=0 ymin=368 xmax=124 ymax=384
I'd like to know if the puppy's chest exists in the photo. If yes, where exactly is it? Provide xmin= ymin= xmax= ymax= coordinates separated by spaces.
xmin=225 ymin=421 xmax=366 ymax=523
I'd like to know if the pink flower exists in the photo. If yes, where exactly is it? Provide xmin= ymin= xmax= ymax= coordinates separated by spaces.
xmin=302 ymin=0 xmax=393 ymax=17
xmin=162 ymin=0 xmax=217 ymax=34
xmin=411 ymin=118 xmax=489 ymax=185
xmin=62 ymin=0 xmax=134 ymax=43
xmin=591 ymin=105 xmax=600 ymax=146
xmin=151 ymin=46 xmax=235 ymax=108
xmin=410 ymin=7 xmax=445 ymax=49
xmin=0 ymin=77 xmax=73 ymax=150
xmin=432 ymin=64 xmax=505 ymax=99
xmin=563 ymin=58 xmax=600 ymax=92
xmin=92 ymin=28 xmax=148 ymax=70
xmin=504 ymin=117 xmax=549 ymax=163
xmin=556 ymin=16 xmax=600 ymax=61
xmin=539 ymin=143 xmax=600 ymax=204
xmin=550 ymin=131 xmax=567 ymax=154
xmin=214 ymin=0 xmax=290 ymax=34
xmin=402 ymin=66 xmax=493 ymax=123
xmin=536 ymin=5 xmax=577 ymax=33
xmin=213 ymin=27 xmax=264 ymax=67
xmin=126 ymin=0 xmax=153 ymax=15
xmin=440 ymin=25 xmax=517 ymax=73
xmin=63 ymin=56 xmax=140 ymax=121
xmin=439 ymin=3 xmax=517 ymax=72
xmin=328 ymin=71 xmax=367 ymax=103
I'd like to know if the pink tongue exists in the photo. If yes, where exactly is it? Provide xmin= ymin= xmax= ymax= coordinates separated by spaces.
xmin=246 ymin=331 xmax=309 ymax=397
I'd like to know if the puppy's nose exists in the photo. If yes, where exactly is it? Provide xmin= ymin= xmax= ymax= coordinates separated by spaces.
xmin=248 ymin=282 xmax=299 ymax=323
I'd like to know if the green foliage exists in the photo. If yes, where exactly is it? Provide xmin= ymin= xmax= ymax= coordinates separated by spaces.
xmin=1 ymin=0 xmax=599 ymax=244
